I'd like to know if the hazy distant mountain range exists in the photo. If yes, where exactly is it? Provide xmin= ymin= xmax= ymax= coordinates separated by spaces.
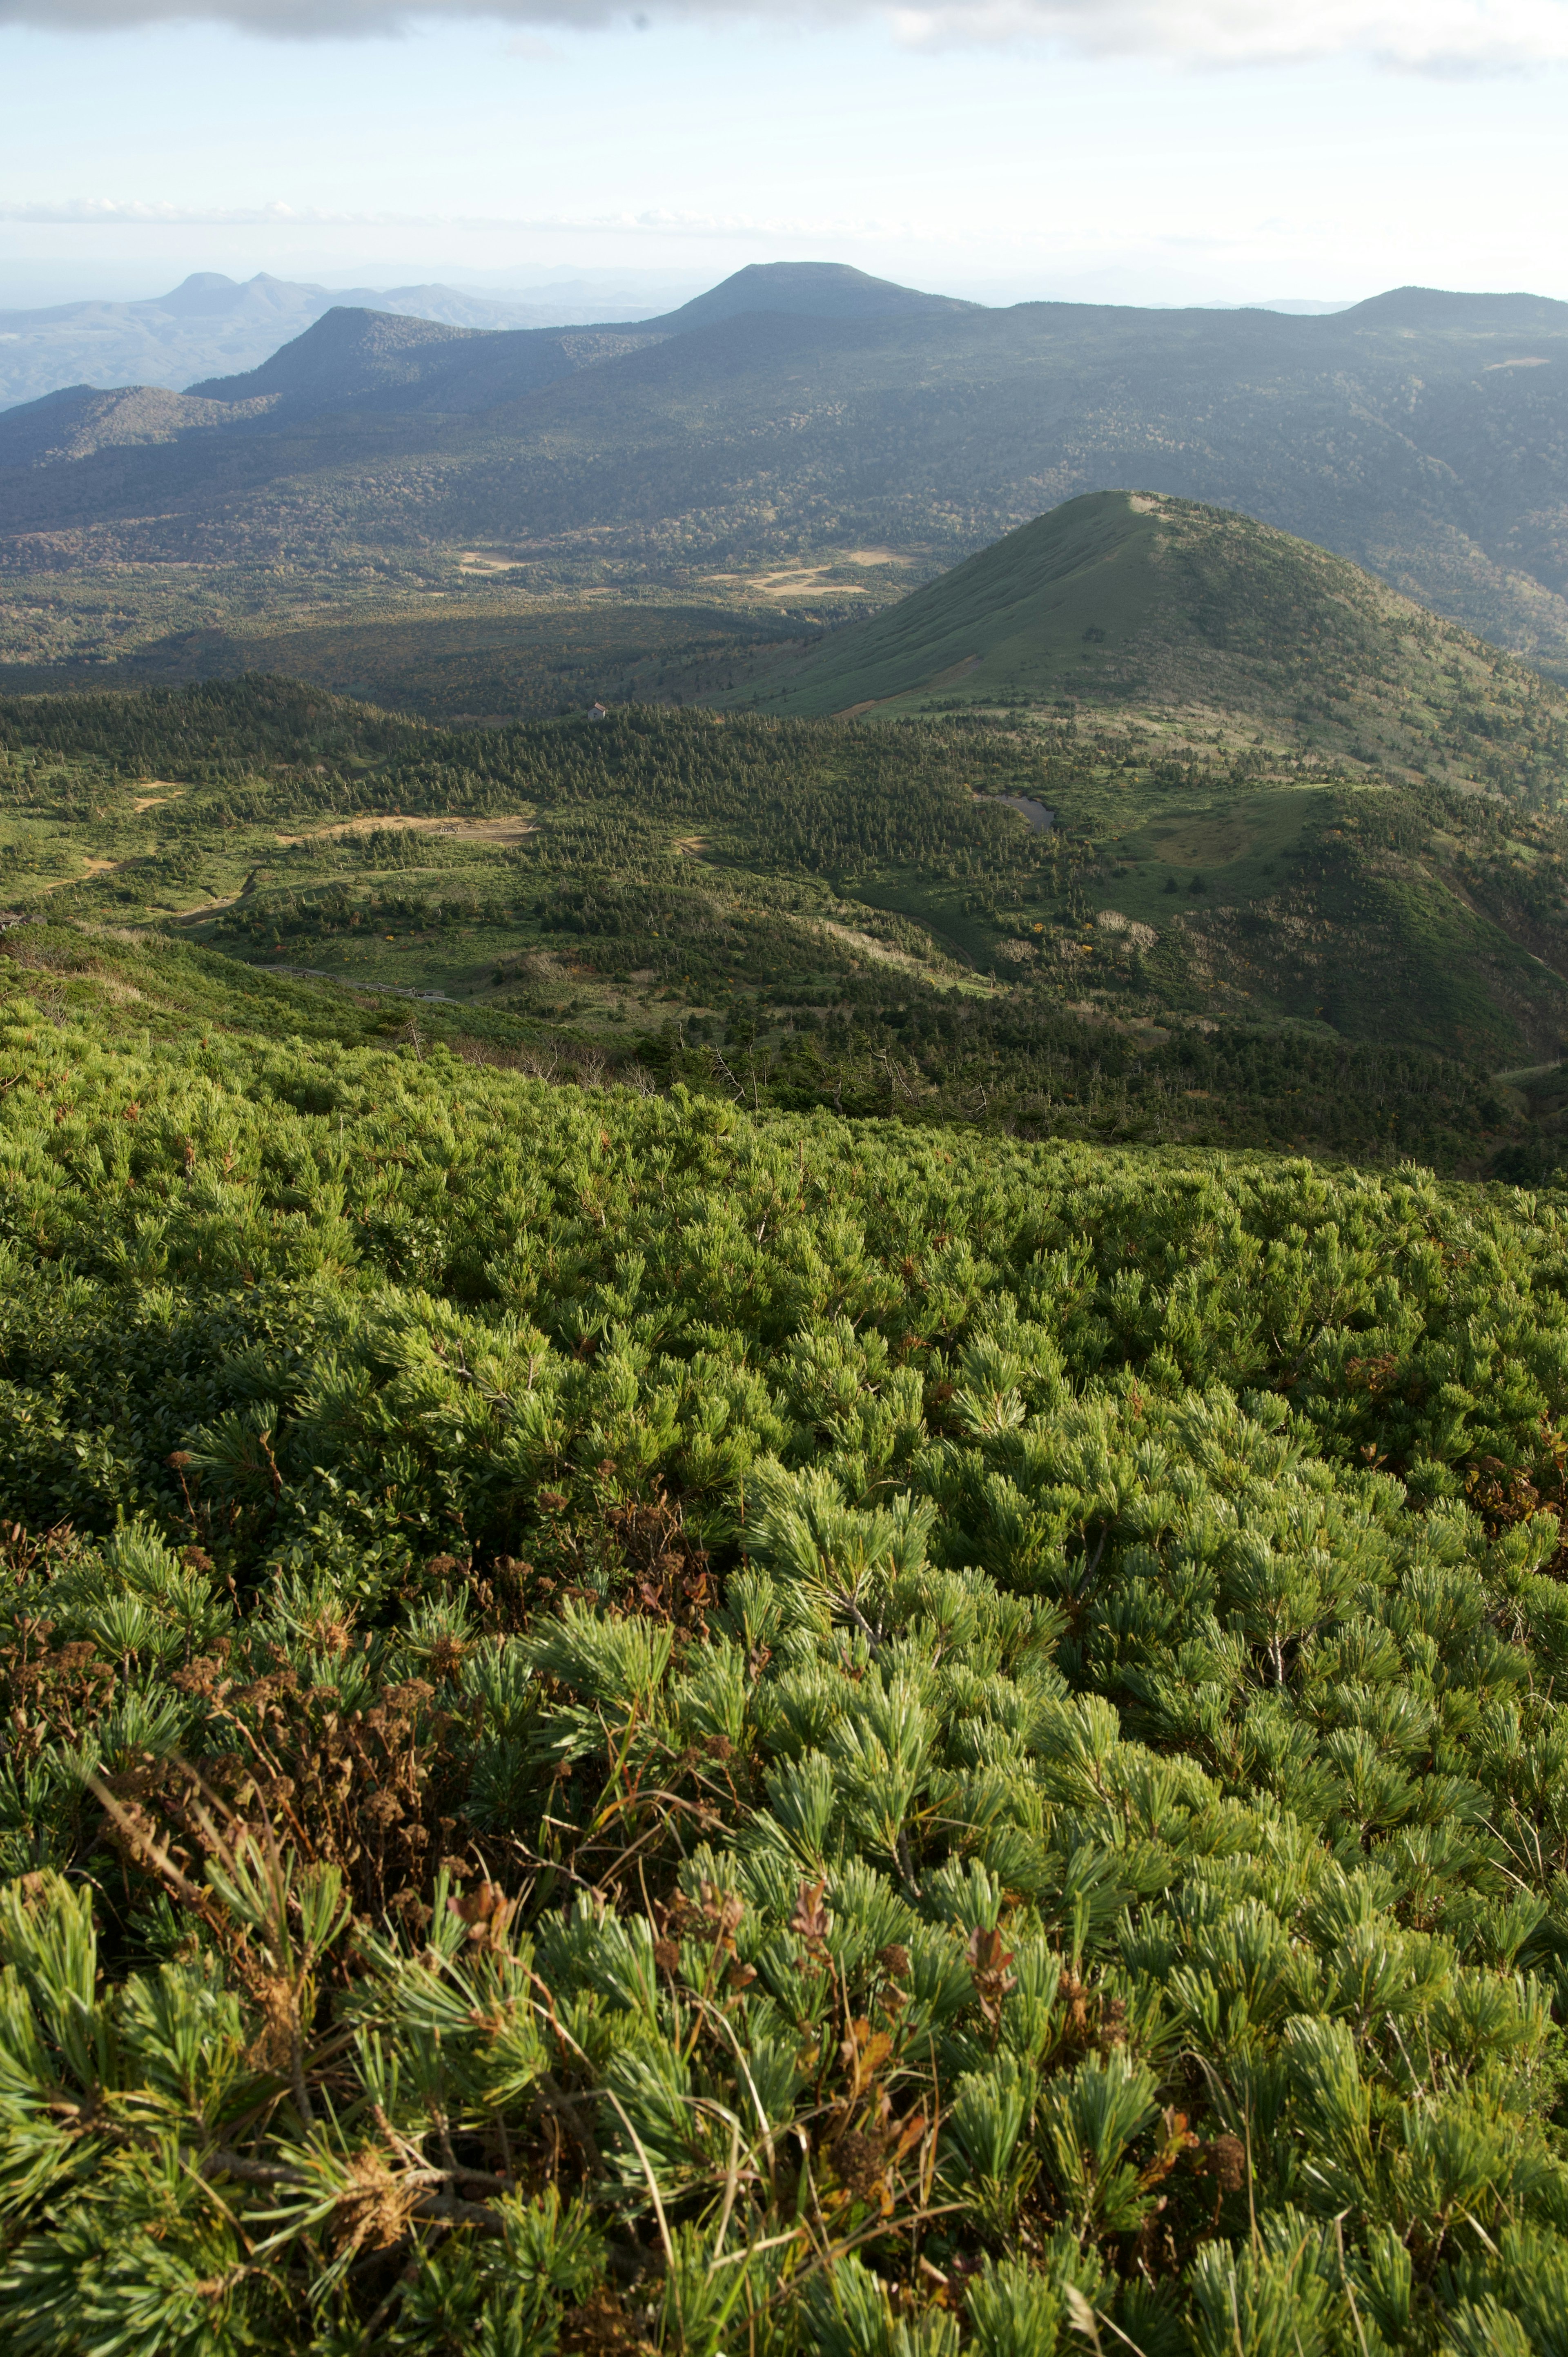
xmin=1 ymin=260 xmax=1565 ymax=674
xmin=0 ymin=270 xmax=696 ymax=413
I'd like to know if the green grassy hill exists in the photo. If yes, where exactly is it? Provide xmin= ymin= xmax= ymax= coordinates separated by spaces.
xmin=741 ymin=488 xmax=1184 ymax=718
xmin=740 ymin=492 xmax=1568 ymax=784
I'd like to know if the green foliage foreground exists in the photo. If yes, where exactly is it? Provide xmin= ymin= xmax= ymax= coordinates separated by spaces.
xmin=7 ymin=983 xmax=1568 ymax=2353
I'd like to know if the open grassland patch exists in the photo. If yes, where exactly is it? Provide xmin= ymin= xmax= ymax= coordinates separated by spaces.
xmin=1139 ymin=814 xmax=1257 ymax=867
xmin=271 ymin=811 xmax=539 ymax=848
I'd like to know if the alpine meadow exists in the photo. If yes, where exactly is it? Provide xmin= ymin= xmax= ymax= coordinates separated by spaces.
xmin=8 ymin=206 xmax=1568 ymax=2357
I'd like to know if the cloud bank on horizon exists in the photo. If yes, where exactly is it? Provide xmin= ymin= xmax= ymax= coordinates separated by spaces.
xmin=5 ymin=0 xmax=1568 ymax=69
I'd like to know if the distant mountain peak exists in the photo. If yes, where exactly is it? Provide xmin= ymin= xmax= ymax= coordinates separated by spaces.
xmin=655 ymin=261 xmax=972 ymax=331
xmin=1341 ymin=285 xmax=1568 ymax=328
xmin=187 ymin=305 xmax=479 ymax=406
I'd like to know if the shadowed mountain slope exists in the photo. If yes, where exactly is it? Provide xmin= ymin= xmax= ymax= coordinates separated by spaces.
xmin=0 ymin=268 xmax=686 ymax=414
xmin=0 ymin=262 xmax=956 ymax=459
xmin=0 ymin=381 xmax=271 ymax=468
xmin=183 ymin=306 xmax=667 ymax=422
xmin=186 ymin=307 xmax=477 ymax=402
xmin=2 ymin=273 xmax=1568 ymax=671
xmin=171 ymin=262 xmax=968 ymax=420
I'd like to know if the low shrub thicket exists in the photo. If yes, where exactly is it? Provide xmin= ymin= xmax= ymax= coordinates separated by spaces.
xmin=4 ymin=995 xmax=1568 ymax=2351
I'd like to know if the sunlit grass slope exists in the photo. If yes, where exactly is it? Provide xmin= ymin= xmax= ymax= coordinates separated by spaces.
xmin=747 ymin=491 xmax=1169 ymax=716
xmin=746 ymin=492 xmax=1568 ymax=787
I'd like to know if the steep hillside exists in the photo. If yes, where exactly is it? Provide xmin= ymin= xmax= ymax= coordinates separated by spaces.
xmin=2 ymin=275 xmax=1567 ymax=671
xmin=742 ymin=490 xmax=1568 ymax=791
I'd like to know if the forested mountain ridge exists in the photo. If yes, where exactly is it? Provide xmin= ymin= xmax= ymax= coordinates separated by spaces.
xmin=0 ymin=262 xmax=967 ymax=462
xmin=2 ymin=270 xmax=1566 ymax=673
xmin=0 ymin=268 xmax=648 ymax=415
xmin=177 ymin=263 xmax=967 ymax=417
xmin=183 ymin=304 xmax=667 ymax=422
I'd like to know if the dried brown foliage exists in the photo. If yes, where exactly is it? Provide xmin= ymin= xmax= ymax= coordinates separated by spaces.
xmin=103 ymin=1652 xmax=476 ymax=1929
xmin=2 ymin=1624 xmax=115 ymax=1765
xmin=964 ymin=1923 xmax=1017 ymax=2038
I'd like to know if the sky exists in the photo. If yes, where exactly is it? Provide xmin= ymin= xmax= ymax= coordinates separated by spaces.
xmin=1 ymin=1 xmax=1566 ymax=309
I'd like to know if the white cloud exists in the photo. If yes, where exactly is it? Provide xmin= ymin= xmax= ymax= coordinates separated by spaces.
xmin=3 ymin=0 xmax=1567 ymax=71
xmin=0 ymin=199 xmax=337 ymax=222
xmin=0 ymin=195 xmax=911 ymax=240
xmin=889 ymin=0 xmax=1568 ymax=67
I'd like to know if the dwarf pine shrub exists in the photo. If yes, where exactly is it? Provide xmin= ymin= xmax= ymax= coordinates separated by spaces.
xmin=5 ymin=985 xmax=1568 ymax=2348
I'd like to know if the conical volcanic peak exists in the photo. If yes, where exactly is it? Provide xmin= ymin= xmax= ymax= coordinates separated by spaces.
xmin=651 ymin=260 xmax=970 ymax=329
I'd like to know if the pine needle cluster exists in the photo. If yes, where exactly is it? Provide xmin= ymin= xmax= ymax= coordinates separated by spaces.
xmin=4 ymin=973 xmax=1568 ymax=2352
